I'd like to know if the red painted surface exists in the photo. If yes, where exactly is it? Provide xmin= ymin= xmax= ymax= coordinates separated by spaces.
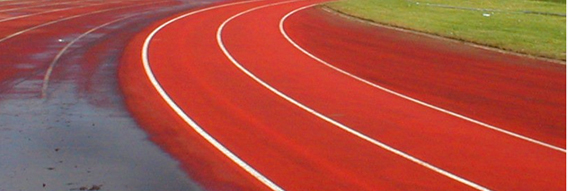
xmin=120 ymin=18 xmax=272 ymax=190
xmin=119 ymin=0 xmax=566 ymax=190
xmin=285 ymin=8 xmax=566 ymax=148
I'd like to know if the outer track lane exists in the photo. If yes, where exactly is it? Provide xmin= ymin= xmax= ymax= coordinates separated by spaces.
xmin=122 ymin=0 xmax=560 ymax=190
xmin=122 ymin=2 xmax=287 ymax=190
xmin=283 ymin=7 xmax=566 ymax=148
xmin=219 ymin=0 xmax=565 ymax=190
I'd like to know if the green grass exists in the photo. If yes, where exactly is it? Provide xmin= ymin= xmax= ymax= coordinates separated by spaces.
xmin=325 ymin=0 xmax=566 ymax=60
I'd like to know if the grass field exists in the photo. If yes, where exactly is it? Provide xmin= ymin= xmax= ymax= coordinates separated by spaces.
xmin=325 ymin=0 xmax=566 ymax=60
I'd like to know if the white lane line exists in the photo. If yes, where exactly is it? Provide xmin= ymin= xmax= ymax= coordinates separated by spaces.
xmin=0 ymin=0 xmax=82 ymax=14
xmin=0 ymin=1 xmax=115 ymax=23
xmin=0 ymin=0 xmax=48 ymax=8
xmin=40 ymin=2 xmax=168 ymax=98
xmin=142 ymin=0 xmax=283 ymax=190
xmin=0 ymin=1 xmax=166 ymax=43
xmin=217 ymin=1 xmax=492 ymax=191
xmin=279 ymin=5 xmax=566 ymax=153
xmin=3 ymin=0 xmax=169 ymax=97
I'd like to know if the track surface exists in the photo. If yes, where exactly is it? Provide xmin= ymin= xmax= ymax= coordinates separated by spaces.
xmin=286 ymin=7 xmax=566 ymax=148
xmin=0 ymin=0 xmax=208 ymax=190
xmin=121 ymin=0 xmax=566 ymax=190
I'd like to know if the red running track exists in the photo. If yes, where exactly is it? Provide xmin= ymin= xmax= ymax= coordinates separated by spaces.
xmin=284 ymin=7 xmax=566 ymax=148
xmin=120 ymin=0 xmax=566 ymax=190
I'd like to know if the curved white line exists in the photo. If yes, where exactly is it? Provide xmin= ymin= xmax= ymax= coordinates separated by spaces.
xmin=40 ymin=0 xmax=171 ymax=98
xmin=0 ymin=0 xmax=81 ymax=14
xmin=279 ymin=5 xmax=565 ymax=153
xmin=0 ymin=1 xmax=113 ymax=23
xmin=41 ymin=6 xmax=160 ymax=98
xmin=0 ymin=0 xmax=22 ymax=3
xmin=141 ymin=1 xmax=283 ymax=190
xmin=0 ymin=0 xmax=49 ymax=7
xmin=0 ymin=1 xmax=165 ymax=43
xmin=216 ymin=1 xmax=491 ymax=191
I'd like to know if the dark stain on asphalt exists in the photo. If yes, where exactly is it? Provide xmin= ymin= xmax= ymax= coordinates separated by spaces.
xmin=0 ymin=1 xmax=220 ymax=190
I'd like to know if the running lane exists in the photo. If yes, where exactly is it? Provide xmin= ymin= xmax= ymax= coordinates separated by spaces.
xmin=284 ymin=6 xmax=566 ymax=148
xmin=124 ymin=0 xmax=480 ymax=190
xmin=122 ymin=0 xmax=564 ymax=190
xmin=219 ymin=0 xmax=565 ymax=190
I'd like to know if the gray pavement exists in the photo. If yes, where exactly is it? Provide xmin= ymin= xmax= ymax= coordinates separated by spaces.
xmin=0 ymin=1 xmax=216 ymax=190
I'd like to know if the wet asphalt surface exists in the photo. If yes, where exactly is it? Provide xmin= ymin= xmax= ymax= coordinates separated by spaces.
xmin=0 ymin=1 xmax=218 ymax=190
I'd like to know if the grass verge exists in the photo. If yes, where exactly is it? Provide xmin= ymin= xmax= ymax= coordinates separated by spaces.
xmin=325 ymin=0 xmax=566 ymax=60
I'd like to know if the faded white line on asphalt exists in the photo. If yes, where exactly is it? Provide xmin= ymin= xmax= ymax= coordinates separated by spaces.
xmin=0 ymin=1 xmax=172 ymax=43
xmin=0 ymin=0 xmax=82 ymax=14
xmin=40 ymin=0 xmax=170 ymax=98
xmin=142 ymin=0 xmax=284 ymax=190
xmin=0 ymin=1 xmax=113 ymax=23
